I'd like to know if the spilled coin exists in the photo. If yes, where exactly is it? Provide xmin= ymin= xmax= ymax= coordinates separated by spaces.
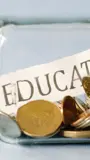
xmin=60 ymin=130 xmax=90 ymax=138
xmin=62 ymin=96 xmax=78 ymax=125
xmin=16 ymin=100 xmax=63 ymax=138
xmin=0 ymin=113 xmax=21 ymax=138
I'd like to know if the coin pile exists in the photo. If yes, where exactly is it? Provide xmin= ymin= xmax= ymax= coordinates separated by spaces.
xmin=0 ymin=76 xmax=90 ymax=142
xmin=0 ymin=97 xmax=88 ymax=141
xmin=59 ymin=76 xmax=90 ymax=138
xmin=15 ymin=96 xmax=89 ymax=138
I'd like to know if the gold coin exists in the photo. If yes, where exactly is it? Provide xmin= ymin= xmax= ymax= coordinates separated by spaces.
xmin=16 ymin=100 xmax=63 ymax=137
xmin=60 ymin=130 xmax=90 ymax=138
xmin=54 ymin=101 xmax=63 ymax=114
xmin=24 ymin=126 xmax=60 ymax=138
xmin=62 ymin=96 xmax=78 ymax=125
xmin=82 ymin=76 xmax=90 ymax=98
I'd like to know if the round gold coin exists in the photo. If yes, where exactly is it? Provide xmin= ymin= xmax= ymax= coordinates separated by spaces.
xmin=16 ymin=100 xmax=63 ymax=137
xmin=60 ymin=130 xmax=90 ymax=138
xmin=62 ymin=96 xmax=78 ymax=125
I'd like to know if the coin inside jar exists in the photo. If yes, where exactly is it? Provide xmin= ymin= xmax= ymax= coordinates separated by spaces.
xmin=0 ymin=113 xmax=21 ymax=138
xmin=62 ymin=96 xmax=78 ymax=125
xmin=60 ymin=130 xmax=90 ymax=138
xmin=16 ymin=100 xmax=63 ymax=137
xmin=71 ymin=109 xmax=90 ymax=129
xmin=82 ymin=76 xmax=90 ymax=98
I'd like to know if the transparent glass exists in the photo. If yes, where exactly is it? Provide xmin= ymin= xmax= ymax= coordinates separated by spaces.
xmin=0 ymin=24 xmax=90 ymax=145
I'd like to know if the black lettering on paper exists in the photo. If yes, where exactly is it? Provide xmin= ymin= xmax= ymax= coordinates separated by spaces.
xmin=17 ymin=80 xmax=34 ymax=102
xmin=81 ymin=60 xmax=90 ymax=75
xmin=53 ymin=70 xmax=68 ymax=91
xmin=70 ymin=65 xmax=82 ymax=89
xmin=35 ymin=73 xmax=51 ymax=96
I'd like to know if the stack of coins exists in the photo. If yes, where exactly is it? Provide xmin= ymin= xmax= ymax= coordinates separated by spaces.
xmin=60 ymin=76 xmax=90 ymax=138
